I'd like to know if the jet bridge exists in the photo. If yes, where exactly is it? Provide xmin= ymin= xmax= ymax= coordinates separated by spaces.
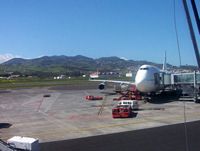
xmin=171 ymin=72 xmax=200 ymax=102
xmin=157 ymin=71 xmax=200 ymax=102
xmin=172 ymin=72 xmax=200 ymax=85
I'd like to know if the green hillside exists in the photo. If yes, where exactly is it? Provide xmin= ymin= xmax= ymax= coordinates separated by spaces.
xmin=0 ymin=55 xmax=197 ymax=77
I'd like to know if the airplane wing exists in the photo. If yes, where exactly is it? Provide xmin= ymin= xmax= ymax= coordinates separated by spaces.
xmin=89 ymin=79 xmax=135 ymax=85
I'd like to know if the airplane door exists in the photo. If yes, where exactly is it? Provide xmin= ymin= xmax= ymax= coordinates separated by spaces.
xmin=154 ymin=73 xmax=160 ymax=85
xmin=160 ymin=72 xmax=164 ymax=85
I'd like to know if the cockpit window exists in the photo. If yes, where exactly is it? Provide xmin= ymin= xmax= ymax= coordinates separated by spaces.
xmin=140 ymin=67 xmax=149 ymax=70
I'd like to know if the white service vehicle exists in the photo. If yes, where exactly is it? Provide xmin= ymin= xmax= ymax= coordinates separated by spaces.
xmin=7 ymin=136 xmax=40 ymax=151
xmin=117 ymin=100 xmax=139 ymax=110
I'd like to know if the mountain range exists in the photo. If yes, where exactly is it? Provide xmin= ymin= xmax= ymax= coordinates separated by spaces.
xmin=0 ymin=55 xmax=197 ymax=77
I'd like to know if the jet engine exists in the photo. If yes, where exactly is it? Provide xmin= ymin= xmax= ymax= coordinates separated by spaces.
xmin=98 ymin=83 xmax=105 ymax=90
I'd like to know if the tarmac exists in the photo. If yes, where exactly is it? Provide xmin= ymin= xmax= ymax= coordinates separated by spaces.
xmin=0 ymin=86 xmax=200 ymax=143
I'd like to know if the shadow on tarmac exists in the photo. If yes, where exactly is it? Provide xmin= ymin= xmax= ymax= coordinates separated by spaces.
xmin=40 ymin=121 xmax=200 ymax=151
xmin=138 ymin=107 xmax=165 ymax=111
xmin=148 ymin=90 xmax=181 ymax=104
xmin=0 ymin=123 xmax=12 ymax=129
xmin=100 ymin=91 xmax=117 ymax=95
xmin=131 ymin=112 xmax=138 ymax=118
xmin=0 ymin=90 xmax=11 ymax=94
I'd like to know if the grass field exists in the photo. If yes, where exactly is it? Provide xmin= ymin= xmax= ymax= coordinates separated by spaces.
xmin=0 ymin=76 xmax=133 ymax=89
xmin=0 ymin=78 xmax=94 ymax=89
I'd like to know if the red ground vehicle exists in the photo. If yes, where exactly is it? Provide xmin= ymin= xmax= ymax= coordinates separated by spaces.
xmin=113 ymin=85 xmax=142 ymax=101
xmin=112 ymin=105 xmax=132 ymax=118
xmin=85 ymin=95 xmax=103 ymax=100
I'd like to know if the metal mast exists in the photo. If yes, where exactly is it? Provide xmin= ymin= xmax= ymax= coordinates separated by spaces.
xmin=191 ymin=0 xmax=200 ymax=35
xmin=182 ymin=0 xmax=200 ymax=68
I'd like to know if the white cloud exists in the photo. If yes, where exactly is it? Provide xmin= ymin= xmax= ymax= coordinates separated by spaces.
xmin=0 ymin=54 xmax=20 ymax=63
xmin=120 ymin=57 xmax=129 ymax=61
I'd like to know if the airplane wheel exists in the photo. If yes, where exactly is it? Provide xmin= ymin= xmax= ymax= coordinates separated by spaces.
xmin=193 ymin=96 xmax=199 ymax=103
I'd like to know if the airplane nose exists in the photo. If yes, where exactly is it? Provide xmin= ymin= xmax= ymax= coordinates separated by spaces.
xmin=136 ymin=79 xmax=146 ymax=92
xmin=135 ymin=73 xmax=153 ymax=93
xmin=135 ymin=76 xmax=156 ymax=93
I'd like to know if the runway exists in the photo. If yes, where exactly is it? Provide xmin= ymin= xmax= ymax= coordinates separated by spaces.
xmin=41 ymin=120 xmax=200 ymax=151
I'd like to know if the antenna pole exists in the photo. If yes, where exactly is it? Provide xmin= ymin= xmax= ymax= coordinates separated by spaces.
xmin=191 ymin=0 xmax=200 ymax=35
xmin=162 ymin=51 xmax=167 ymax=71
xmin=182 ymin=0 xmax=200 ymax=69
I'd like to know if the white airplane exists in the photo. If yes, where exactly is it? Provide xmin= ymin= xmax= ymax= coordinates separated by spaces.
xmin=90 ymin=64 xmax=168 ymax=94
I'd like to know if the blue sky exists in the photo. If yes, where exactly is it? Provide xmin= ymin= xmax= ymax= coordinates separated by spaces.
xmin=0 ymin=0 xmax=199 ymax=66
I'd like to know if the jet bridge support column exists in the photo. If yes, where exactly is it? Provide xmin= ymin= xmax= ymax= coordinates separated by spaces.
xmin=193 ymin=71 xmax=198 ymax=103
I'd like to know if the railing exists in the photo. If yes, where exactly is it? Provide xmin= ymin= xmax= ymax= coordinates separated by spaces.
xmin=0 ymin=139 xmax=16 ymax=151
